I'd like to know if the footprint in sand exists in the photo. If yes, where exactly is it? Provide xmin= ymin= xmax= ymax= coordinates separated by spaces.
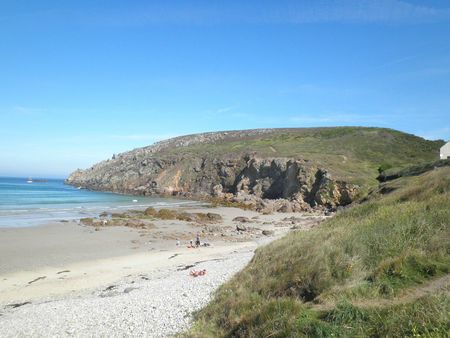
xmin=56 ymin=270 xmax=70 ymax=274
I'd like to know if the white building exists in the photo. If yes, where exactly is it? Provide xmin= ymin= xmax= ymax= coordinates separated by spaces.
xmin=440 ymin=142 xmax=450 ymax=160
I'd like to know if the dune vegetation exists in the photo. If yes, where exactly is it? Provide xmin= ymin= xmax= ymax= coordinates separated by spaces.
xmin=186 ymin=164 xmax=450 ymax=337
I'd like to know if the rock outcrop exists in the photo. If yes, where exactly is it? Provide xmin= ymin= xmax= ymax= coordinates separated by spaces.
xmin=66 ymin=129 xmax=360 ymax=212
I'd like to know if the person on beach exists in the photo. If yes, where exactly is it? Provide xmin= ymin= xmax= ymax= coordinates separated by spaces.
xmin=203 ymin=237 xmax=210 ymax=247
xmin=176 ymin=239 xmax=180 ymax=246
xmin=190 ymin=269 xmax=207 ymax=277
xmin=195 ymin=233 xmax=201 ymax=247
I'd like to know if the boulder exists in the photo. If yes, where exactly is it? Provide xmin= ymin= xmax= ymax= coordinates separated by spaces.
xmin=212 ymin=184 xmax=224 ymax=197
xmin=233 ymin=216 xmax=251 ymax=223
xmin=236 ymin=224 xmax=247 ymax=231
xmin=206 ymin=213 xmax=222 ymax=222
xmin=144 ymin=207 xmax=157 ymax=216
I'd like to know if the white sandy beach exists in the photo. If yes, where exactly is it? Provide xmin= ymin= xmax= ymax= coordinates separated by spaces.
xmin=0 ymin=206 xmax=322 ymax=337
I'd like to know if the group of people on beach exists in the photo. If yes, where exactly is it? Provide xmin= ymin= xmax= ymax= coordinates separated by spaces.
xmin=176 ymin=233 xmax=209 ymax=248
xmin=174 ymin=233 xmax=210 ymax=277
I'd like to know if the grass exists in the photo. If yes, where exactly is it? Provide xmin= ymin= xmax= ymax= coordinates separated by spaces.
xmin=186 ymin=165 xmax=450 ymax=337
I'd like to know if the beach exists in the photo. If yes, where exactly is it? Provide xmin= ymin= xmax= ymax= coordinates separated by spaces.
xmin=0 ymin=205 xmax=323 ymax=337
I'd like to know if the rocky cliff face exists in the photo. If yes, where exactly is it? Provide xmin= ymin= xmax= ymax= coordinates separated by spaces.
xmin=66 ymin=130 xmax=360 ymax=212
xmin=211 ymin=157 xmax=359 ymax=212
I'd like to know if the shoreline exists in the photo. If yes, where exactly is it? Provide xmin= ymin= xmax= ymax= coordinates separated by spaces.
xmin=0 ymin=176 xmax=207 ymax=228
xmin=0 ymin=199 xmax=205 ymax=229
xmin=0 ymin=205 xmax=324 ymax=336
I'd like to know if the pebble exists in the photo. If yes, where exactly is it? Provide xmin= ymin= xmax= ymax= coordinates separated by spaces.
xmin=0 ymin=250 xmax=253 ymax=337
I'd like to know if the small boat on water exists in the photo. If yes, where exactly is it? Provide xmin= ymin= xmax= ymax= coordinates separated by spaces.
xmin=26 ymin=177 xmax=48 ymax=183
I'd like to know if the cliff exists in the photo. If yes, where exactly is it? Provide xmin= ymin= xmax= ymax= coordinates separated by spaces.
xmin=66 ymin=127 xmax=442 ymax=212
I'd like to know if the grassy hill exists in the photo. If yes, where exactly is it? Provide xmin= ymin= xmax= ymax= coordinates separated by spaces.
xmin=186 ymin=163 xmax=450 ymax=337
xmin=67 ymin=127 xmax=443 ymax=205
xmin=160 ymin=127 xmax=442 ymax=187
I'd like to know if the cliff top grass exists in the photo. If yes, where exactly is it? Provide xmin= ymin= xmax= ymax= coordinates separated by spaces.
xmin=186 ymin=164 xmax=450 ymax=337
xmin=157 ymin=127 xmax=443 ymax=187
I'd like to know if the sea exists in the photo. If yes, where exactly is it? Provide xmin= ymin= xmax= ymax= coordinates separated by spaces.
xmin=0 ymin=177 xmax=200 ymax=228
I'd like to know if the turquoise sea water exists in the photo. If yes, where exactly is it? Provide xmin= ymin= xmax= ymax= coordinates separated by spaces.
xmin=0 ymin=177 xmax=199 ymax=228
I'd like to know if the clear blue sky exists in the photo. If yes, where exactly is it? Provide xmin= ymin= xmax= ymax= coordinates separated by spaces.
xmin=1 ymin=0 xmax=450 ymax=178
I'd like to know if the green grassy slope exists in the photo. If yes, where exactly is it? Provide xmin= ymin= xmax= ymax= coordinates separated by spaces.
xmin=162 ymin=127 xmax=443 ymax=188
xmin=187 ymin=164 xmax=450 ymax=337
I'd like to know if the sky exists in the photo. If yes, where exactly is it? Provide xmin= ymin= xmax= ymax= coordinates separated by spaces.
xmin=1 ymin=0 xmax=450 ymax=178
